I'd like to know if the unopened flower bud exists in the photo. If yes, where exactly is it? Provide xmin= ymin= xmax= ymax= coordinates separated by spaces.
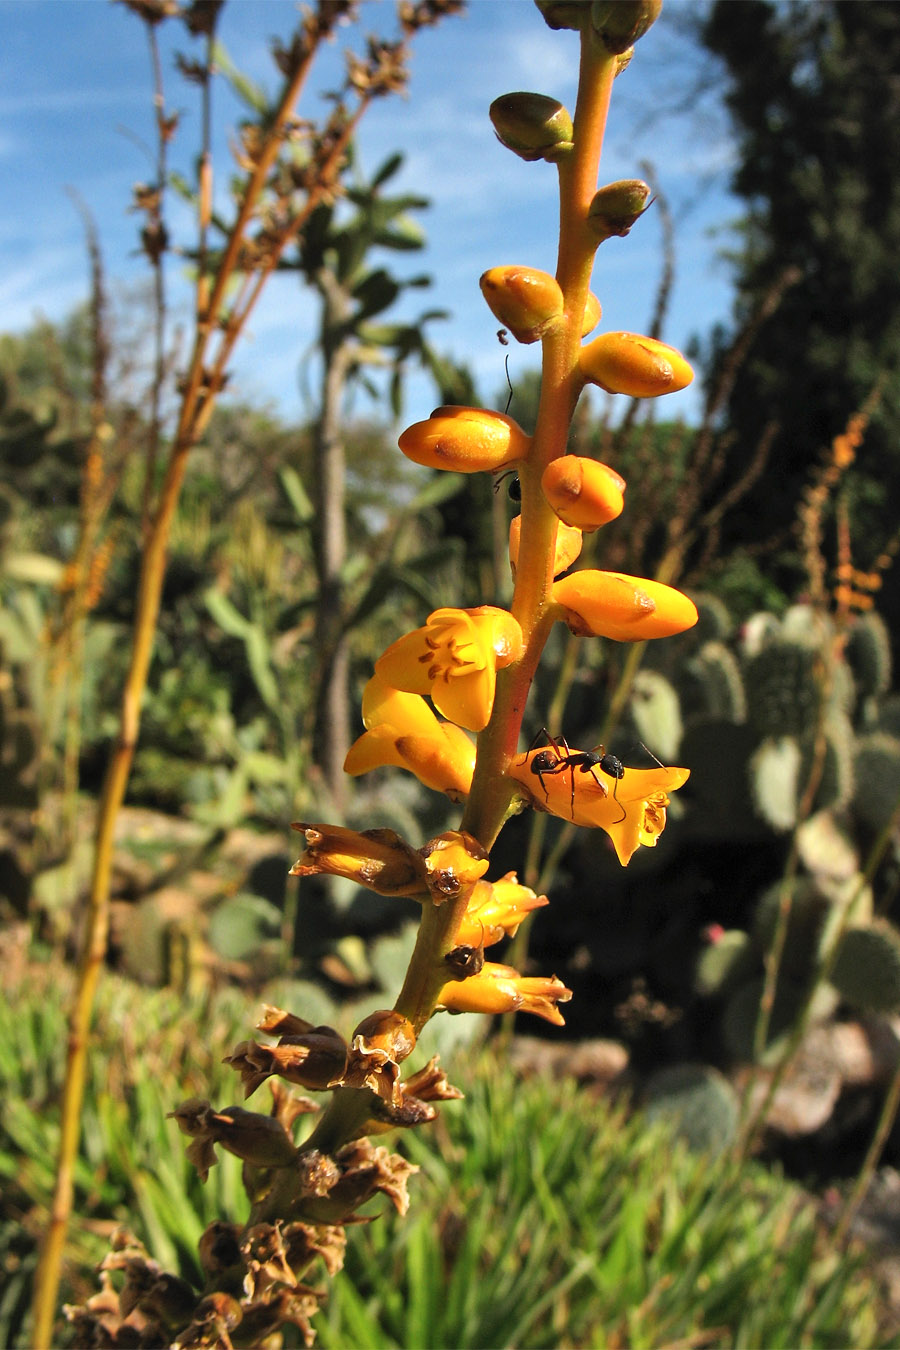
xmin=489 ymin=92 xmax=574 ymax=163
xmin=420 ymin=829 xmax=489 ymax=904
xmin=399 ymin=405 xmax=530 ymax=473
xmin=582 ymin=291 xmax=603 ymax=337
xmin=480 ymin=266 xmax=564 ymax=345
xmin=541 ymin=457 xmax=625 ymax=531
xmin=587 ymin=179 xmax=652 ymax=240
xmin=534 ymin=0 xmax=590 ymax=30
xmin=553 ymin=569 xmax=699 ymax=641
xmin=590 ymin=0 xmax=662 ymax=54
xmin=580 ymin=331 xmax=693 ymax=398
xmin=510 ymin=514 xmax=583 ymax=578
xmin=289 ymin=822 xmax=429 ymax=897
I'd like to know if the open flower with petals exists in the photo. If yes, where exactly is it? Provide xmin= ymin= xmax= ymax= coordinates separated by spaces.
xmin=457 ymin=873 xmax=548 ymax=947
xmin=509 ymin=751 xmax=689 ymax=865
xmin=553 ymin=569 xmax=698 ymax=641
xmin=375 ymin=606 xmax=523 ymax=732
xmin=510 ymin=514 xmax=582 ymax=578
xmin=438 ymin=961 xmax=572 ymax=1025
xmin=343 ymin=674 xmax=475 ymax=799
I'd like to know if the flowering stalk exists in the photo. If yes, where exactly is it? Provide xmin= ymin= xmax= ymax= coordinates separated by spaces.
xmin=69 ymin=5 xmax=700 ymax=1344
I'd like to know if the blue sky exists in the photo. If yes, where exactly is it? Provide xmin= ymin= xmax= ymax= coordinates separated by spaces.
xmin=0 ymin=0 xmax=738 ymax=425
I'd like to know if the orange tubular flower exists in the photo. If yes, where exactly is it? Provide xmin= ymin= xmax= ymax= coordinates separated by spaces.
xmin=510 ymin=514 xmax=582 ymax=578
xmin=437 ymin=962 xmax=572 ymax=1025
xmin=343 ymin=674 xmax=475 ymax=800
xmin=553 ymin=569 xmax=698 ymax=641
xmin=580 ymin=331 xmax=693 ymax=398
xmin=541 ymin=457 xmax=625 ymax=531
xmin=508 ymin=753 xmax=690 ymax=866
xmin=456 ymin=872 xmax=548 ymax=947
xmin=375 ymin=606 xmax=523 ymax=733
xmin=398 ymin=405 xmax=531 ymax=474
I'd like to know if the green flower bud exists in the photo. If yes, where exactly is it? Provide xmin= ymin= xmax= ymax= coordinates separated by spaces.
xmin=588 ymin=179 xmax=652 ymax=240
xmin=490 ymin=92 xmax=574 ymax=164
xmin=533 ymin=0 xmax=590 ymax=31
xmin=590 ymin=0 xmax=662 ymax=54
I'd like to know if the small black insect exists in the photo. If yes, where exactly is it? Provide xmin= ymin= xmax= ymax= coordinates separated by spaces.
xmin=444 ymin=944 xmax=485 ymax=979
xmin=492 ymin=469 xmax=521 ymax=502
xmin=497 ymin=328 xmax=509 ymax=346
xmin=524 ymin=727 xmax=626 ymax=822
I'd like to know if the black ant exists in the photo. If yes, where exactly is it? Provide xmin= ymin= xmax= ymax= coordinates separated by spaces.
xmin=524 ymin=728 xmax=626 ymax=822
xmin=493 ymin=469 xmax=521 ymax=502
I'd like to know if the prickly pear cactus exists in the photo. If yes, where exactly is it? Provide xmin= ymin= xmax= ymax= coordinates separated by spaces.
xmin=643 ymin=1063 xmax=740 ymax=1154
xmin=831 ymin=919 xmax=900 ymax=1014
xmin=853 ymin=732 xmax=900 ymax=835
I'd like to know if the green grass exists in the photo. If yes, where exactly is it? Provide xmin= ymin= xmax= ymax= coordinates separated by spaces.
xmin=1 ymin=962 xmax=896 ymax=1349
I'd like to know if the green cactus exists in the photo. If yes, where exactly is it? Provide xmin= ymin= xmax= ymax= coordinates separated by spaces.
xmin=845 ymin=611 xmax=892 ymax=702
xmin=721 ymin=975 xmax=804 ymax=1065
xmin=876 ymin=694 xmax=900 ymax=740
xmin=688 ymin=640 xmax=747 ymax=723
xmin=853 ymin=732 xmax=900 ymax=834
xmin=694 ymin=929 xmax=756 ymax=997
xmin=745 ymin=642 xmax=822 ymax=741
xmin=798 ymin=712 xmax=855 ymax=815
xmin=643 ymin=1064 xmax=740 ymax=1154
xmin=749 ymin=735 xmax=802 ymax=831
xmin=689 ymin=592 xmax=733 ymax=644
xmin=628 ymin=668 xmax=682 ymax=762
xmin=831 ymin=919 xmax=900 ymax=1014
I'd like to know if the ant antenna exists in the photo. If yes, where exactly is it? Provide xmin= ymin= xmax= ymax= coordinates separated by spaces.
xmin=638 ymin=740 xmax=666 ymax=769
xmin=504 ymin=355 xmax=514 ymax=415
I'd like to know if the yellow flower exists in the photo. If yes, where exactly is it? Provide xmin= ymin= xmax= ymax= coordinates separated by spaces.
xmin=509 ymin=514 xmax=583 ymax=578
xmin=553 ymin=569 xmax=698 ymax=641
xmin=541 ymin=457 xmax=625 ymax=531
xmin=375 ymin=606 xmax=523 ymax=732
xmin=398 ymin=405 xmax=530 ymax=473
xmin=438 ymin=961 xmax=572 ymax=1025
xmin=508 ymin=750 xmax=689 ymax=865
xmin=580 ymin=331 xmax=693 ymax=398
xmin=456 ymin=872 xmax=548 ymax=947
xmin=343 ymin=674 xmax=475 ymax=799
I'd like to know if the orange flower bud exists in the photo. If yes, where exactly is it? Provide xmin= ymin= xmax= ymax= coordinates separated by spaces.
xmin=580 ymin=331 xmax=693 ymax=398
xmin=553 ymin=570 xmax=698 ymax=641
xmin=541 ymin=457 xmax=625 ymax=531
xmin=509 ymin=514 xmax=582 ymax=578
xmin=438 ymin=962 xmax=572 ymax=1026
xmin=398 ymin=405 xmax=530 ymax=474
xmin=489 ymin=92 xmax=573 ymax=163
xmin=582 ymin=291 xmax=603 ymax=337
xmin=480 ymin=266 xmax=564 ymax=344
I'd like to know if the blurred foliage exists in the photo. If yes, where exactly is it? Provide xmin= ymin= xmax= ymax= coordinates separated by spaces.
xmin=700 ymin=0 xmax=900 ymax=591
xmin=0 ymin=962 xmax=891 ymax=1350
